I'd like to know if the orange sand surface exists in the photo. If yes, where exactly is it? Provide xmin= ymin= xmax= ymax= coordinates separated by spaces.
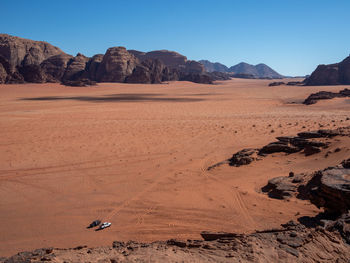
xmin=1 ymin=79 xmax=349 ymax=256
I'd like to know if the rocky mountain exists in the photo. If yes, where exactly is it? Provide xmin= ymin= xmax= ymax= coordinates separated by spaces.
xmin=305 ymin=55 xmax=350 ymax=85
xmin=0 ymin=34 xmax=214 ymax=85
xmin=198 ymin=60 xmax=229 ymax=73
xmin=199 ymin=59 xmax=284 ymax=79
xmin=229 ymin=62 xmax=283 ymax=79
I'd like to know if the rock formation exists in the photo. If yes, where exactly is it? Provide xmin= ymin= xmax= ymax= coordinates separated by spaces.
xmin=0 ymin=34 xmax=64 ymax=72
xmin=305 ymin=55 xmax=350 ymax=85
xmin=0 ymin=34 xmax=215 ymax=85
xmin=96 ymin=47 xmax=138 ymax=82
xmin=62 ymin=53 xmax=89 ymax=81
xmin=40 ymin=53 xmax=73 ymax=82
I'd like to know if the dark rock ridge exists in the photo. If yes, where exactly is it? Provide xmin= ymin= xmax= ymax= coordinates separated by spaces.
xmin=303 ymin=88 xmax=350 ymax=105
xmin=0 ymin=34 xmax=215 ymax=85
xmin=305 ymin=55 xmax=350 ymax=85
xmin=268 ymin=81 xmax=305 ymax=87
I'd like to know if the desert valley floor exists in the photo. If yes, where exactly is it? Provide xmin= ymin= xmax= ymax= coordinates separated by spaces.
xmin=1 ymin=79 xmax=350 ymax=256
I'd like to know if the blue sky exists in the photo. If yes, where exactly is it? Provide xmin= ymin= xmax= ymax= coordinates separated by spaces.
xmin=1 ymin=0 xmax=349 ymax=76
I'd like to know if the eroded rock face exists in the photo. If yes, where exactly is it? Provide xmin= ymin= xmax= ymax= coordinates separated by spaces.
xmin=305 ymin=55 xmax=350 ymax=85
xmin=126 ymin=59 xmax=165 ymax=84
xmin=96 ymin=47 xmax=138 ymax=82
xmin=0 ymin=34 xmax=65 ymax=73
xmin=308 ymin=162 xmax=350 ymax=214
xmin=62 ymin=53 xmax=89 ymax=81
xmin=130 ymin=49 xmax=187 ymax=68
xmin=40 ymin=53 xmax=73 ymax=82
xmin=18 ymin=64 xmax=46 ymax=83
xmin=82 ymin=54 xmax=103 ymax=81
xmin=129 ymin=49 xmax=209 ymax=82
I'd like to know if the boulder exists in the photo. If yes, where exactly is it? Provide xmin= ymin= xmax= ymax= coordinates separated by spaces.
xmin=262 ymin=176 xmax=298 ymax=199
xmin=229 ymin=148 xmax=258 ymax=167
xmin=96 ymin=47 xmax=138 ymax=82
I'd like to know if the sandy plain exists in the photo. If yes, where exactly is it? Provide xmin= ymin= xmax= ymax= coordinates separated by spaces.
xmin=0 ymin=79 xmax=349 ymax=256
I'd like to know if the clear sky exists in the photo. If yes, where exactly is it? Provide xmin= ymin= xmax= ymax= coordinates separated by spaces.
xmin=1 ymin=0 xmax=349 ymax=76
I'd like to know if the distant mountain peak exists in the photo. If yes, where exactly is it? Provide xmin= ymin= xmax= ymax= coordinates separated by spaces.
xmin=199 ymin=59 xmax=283 ymax=79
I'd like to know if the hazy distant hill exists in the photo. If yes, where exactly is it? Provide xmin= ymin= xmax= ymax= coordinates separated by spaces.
xmin=198 ymin=60 xmax=228 ymax=73
xmin=199 ymin=60 xmax=284 ymax=79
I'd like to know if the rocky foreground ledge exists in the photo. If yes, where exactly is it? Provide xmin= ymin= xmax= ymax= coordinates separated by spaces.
xmin=1 ymin=216 xmax=349 ymax=262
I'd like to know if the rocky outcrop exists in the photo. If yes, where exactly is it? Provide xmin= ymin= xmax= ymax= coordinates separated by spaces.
xmin=82 ymin=54 xmax=103 ymax=81
xmin=129 ymin=49 xmax=187 ymax=69
xmin=62 ymin=53 xmax=89 ymax=81
xmin=229 ymin=148 xmax=259 ymax=166
xmin=305 ymin=55 xmax=350 ymax=85
xmin=307 ymin=161 xmax=350 ymax=214
xmin=96 ymin=47 xmax=138 ymax=82
xmin=126 ymin=59 xmax=165 ymax=84
xmin=303 ymin=88 xmax=350 ymax=105
xmin=262 ymin=157 xmax=350 ymax=216
xmin=129 ymin=49 xmax=209 ymax=80
xmin=0 ymin=34 xmax=65 ymax=73
xmin=40 ymin=53 xmax=73 ymax=82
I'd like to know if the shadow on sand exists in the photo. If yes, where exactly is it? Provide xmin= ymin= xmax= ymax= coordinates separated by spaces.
xmin=20 ymin=93 xmax=206 ymax=103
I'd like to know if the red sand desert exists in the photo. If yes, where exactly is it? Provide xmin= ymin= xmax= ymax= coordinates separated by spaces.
xmin=1 ymin=79 xmax=350 ymax=256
